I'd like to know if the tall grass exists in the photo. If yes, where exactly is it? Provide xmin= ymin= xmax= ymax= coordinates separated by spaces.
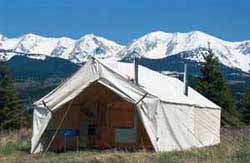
xmin=0 ymin=127 xmax=250 ymax=163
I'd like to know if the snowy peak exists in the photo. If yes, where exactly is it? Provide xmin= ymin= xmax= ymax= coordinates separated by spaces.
xmin=69 ymin=34 xmax=123 ymax=62
xmin=0 ymin=33 xmax=124 ymax=63
xmin=120 ymin=30 xmax=224 ymax=59
xmin=119 ymin=30 xmax=250 ymax=72
xmin=15 ymin=33 xmax=57 ymax=54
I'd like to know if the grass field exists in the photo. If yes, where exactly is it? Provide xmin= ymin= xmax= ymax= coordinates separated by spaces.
xmin=0 ymin=128 xmax=250 ymax=163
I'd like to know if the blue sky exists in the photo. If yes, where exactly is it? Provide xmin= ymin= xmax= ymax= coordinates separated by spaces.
xmin=0 ymin=0 xmax=249 ymax=44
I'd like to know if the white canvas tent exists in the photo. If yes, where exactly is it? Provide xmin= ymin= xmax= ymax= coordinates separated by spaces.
xmin=31 ymin=57 xmax=221 ymax=153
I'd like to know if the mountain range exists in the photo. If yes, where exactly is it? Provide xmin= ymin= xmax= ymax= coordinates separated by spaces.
xmin=0 ymin=31 xmax=250 ymax=105
xmin=0 ymin=31 xmax=250 ymax=73
xmin=0 ymin=33 xmax=124 ymax=63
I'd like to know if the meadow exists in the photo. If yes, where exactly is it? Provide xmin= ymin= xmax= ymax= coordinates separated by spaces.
xmin=0 ymin=128 xmax=250 ymax=163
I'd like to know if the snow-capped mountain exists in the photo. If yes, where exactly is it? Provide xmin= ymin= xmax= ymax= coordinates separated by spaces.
xmin=118 ymin=31 xmax=250 ymax=72
xmin=0 ymin=33 xmax=124 ymax=63
xmin=68 ymin=34 xmax=124 ymax=63
xmin=0 ymin=31 xmax=250 ymax=72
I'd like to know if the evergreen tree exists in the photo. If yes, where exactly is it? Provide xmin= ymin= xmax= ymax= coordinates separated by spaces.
xmin=242 ymin=88 xmax=250 ymax=125
xmin=0 ymin=62 xmax=27 ymax=129
xmin=194 ymin=43 xmax=242 ymax=127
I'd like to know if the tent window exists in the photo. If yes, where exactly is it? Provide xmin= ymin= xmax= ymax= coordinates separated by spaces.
xmin=115 ymin=128 xmax=136 ymax=143
xmin=112 ymin=102 xmax=137 ymax=144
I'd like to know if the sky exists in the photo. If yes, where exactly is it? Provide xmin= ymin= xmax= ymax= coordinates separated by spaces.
xmin=0 ymin=0 xmax=250 ymax=44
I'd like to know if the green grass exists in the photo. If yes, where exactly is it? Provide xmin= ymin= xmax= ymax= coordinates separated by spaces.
xmin=0 ymin=128 xmax=250 ymax=163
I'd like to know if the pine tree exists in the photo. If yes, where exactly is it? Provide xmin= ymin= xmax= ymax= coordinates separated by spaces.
xmin=0 ymin=62 xmax=27 ymax=129
xmin=242 ymin=88 xmax=250 ymax=125
xmin=194 ymin=43 xmax=242 ymax=127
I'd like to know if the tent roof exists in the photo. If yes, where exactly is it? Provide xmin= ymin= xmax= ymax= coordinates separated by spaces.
xmin=100 ymin=60 xmax=220 ymax=109
xmin=34 ymin=58 xmax=220 ymax=109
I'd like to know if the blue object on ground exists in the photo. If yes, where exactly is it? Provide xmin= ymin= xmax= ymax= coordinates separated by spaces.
xmin=63 ymin=129 xmax=80 ymax=137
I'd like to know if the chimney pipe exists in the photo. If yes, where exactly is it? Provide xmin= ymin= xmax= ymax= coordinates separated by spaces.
xmin=183 ymin=63 xmax=188 ymax=96
xmin=134 ymin=56 xmax=139 ymax=85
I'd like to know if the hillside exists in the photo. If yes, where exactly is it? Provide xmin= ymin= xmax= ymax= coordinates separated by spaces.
xmin=5 ymin=55 xmax=79 ymax=79
xmin=4 ymin=56 xmax=79 ymax=104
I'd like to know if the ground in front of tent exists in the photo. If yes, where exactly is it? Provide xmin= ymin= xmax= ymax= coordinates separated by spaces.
xmin=1 ymin=128 xmax=250 ymax=163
